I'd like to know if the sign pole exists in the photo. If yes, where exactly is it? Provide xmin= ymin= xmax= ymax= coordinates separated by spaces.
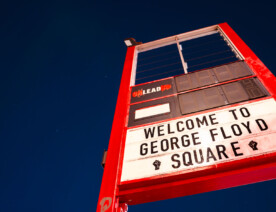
xmin=96 ymin=46 xmax=136 ymax=212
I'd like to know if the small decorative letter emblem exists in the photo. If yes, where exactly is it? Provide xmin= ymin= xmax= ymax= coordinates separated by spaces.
xmin=249 ymin=140 xmax=258 ymax=151
xmin=153 ymin=160 xmax=161 ymax=170
xmin=100 ymin=197 xmax=112 ymax=212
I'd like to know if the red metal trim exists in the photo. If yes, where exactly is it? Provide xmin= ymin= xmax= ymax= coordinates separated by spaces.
xmin=96 ymin=46 xmax=136 ymax=212
xmin=218 ymin=23 xmax=276 ymax=99
xmin=127 ymin=96 xmax=273 ymax=130
xmin=118 ymin=152 xmax=276 ymax=205
xmin=119 ymin=151 xmax=276 ymax=188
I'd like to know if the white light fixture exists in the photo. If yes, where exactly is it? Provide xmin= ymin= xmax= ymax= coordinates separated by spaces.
xmin=124 ymin=38 xmax=142 ymax=47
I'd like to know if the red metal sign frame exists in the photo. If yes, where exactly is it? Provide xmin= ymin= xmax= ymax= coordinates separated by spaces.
xmin=96 ymin=23 xmax=276 ymax=212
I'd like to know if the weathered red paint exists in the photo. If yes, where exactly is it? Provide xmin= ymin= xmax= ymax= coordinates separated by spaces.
xmin=96 ymin=46 xmax=135 ymax=212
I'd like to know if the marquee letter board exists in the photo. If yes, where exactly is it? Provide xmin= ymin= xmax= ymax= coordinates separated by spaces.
xmin=97 ymin=23 xmax=276 ymax=212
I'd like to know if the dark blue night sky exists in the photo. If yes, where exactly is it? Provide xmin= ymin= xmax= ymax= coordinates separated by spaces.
xmin=1 ymin=1 xmax=276 ymax=211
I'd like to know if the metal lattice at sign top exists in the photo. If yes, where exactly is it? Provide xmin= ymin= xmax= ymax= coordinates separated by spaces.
xmin=135 ymin=29 xmax=241 ymax=84
xmin=97 ymin=23 xmax=276 ymax=212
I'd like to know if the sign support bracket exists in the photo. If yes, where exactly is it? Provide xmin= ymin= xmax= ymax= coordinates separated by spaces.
xmin=176 ymin=36 xmax=188 ymax=74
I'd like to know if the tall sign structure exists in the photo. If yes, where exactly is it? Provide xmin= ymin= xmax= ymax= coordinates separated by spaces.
xmin=96 ymin=23 xmax=276 ymax=212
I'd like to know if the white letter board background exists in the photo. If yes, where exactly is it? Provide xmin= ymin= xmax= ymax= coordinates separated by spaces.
xmin=121 ymin=98 xmax=276 ymax=182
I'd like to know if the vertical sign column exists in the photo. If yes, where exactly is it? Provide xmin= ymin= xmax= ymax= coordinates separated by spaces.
xmin=218 ymin=23 xmax=276 ymax=98
xmin=96 ymin=46 xmax=135 ymax=212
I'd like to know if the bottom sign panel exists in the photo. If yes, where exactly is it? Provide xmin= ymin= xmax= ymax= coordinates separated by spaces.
xmin=121 ymin=98 xmax=276 ymax=182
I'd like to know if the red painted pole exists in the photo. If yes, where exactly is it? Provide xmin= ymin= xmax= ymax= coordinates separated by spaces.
xmin=96 ymin=46 xmax=136 ymax=212
xmin=218 ymin=23 xmax=276 ymax=98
